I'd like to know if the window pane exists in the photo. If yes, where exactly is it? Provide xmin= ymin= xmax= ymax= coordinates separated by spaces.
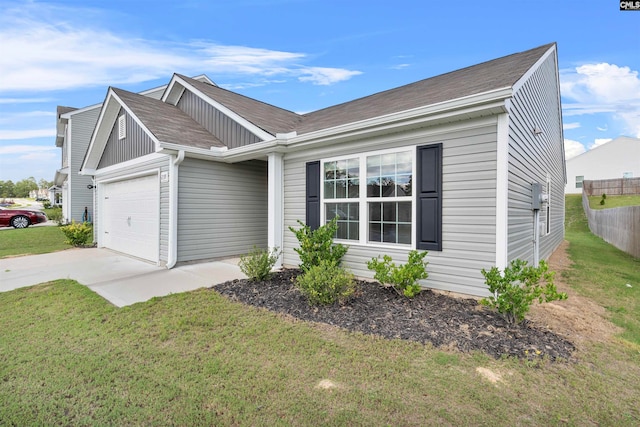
xmin=382 ymin=202 xmax=396 ymax=222
xmin=348 ymin=159 xmax=360 ymax=178
xmin=349 ymin=222 xmax=359 ymax=240
xmin=398 ymin=224 xmax=411 ymax=244
xmin=324 ymin=161 xmax=336 ymax=180
xmin=325 ymin=204 xmax=337 ymax=220
xmin=381 ymin=176 xmax=395 ymax=197
xmin=336 ymin=180 xmax=347 ymax=198
xmin=397 ymin=174 xmax=412 ymax=196
xmin=383 ymin=223 xmax=396 ymax=243
xmin=367 ymin=155 xmax=380 ymax=176
xmin=369 ymin=202 xmax=381 ymax=221
xmin=324 ymin=181 xmax=334 ymax=199
xmin=367 ymin=178 xmax=381 ymax=197
xmin=397 ymin=202 xmax=411 ymax=222
xmin=369 ymin=222 xmax=381 ymax=242
xmin=337 ymin=222 xmax=348 ymax=239
xmin=348 ymin=179 xmax=359 ymax=198
xmin=326 ymin=202 xmax=359 ymax=241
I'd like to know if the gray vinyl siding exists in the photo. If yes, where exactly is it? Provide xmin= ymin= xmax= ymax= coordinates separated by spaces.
xmin=283 ymin=118 xmax=498 ymax=296
xmin=94 ymin=155 xmax=170 ymax=263
xmin=68 ymin=108 xmax=100 ymax=224
xmin=98 ymin=108 xmax=155 ymax=169
xmin=177 ymin=90 xmax=262 ymax=148
xmin=507 ymin=52 xmax=565 ymax=263
xmin=176 ymin=158 xmax=268 ymax=262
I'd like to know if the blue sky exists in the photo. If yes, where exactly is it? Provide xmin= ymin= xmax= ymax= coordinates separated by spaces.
xmin=1 ymin=0 xmax=639 ymax=183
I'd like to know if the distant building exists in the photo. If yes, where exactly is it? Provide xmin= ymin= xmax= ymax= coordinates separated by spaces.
xmin=565 ymin=136 xmax=640 ymax=194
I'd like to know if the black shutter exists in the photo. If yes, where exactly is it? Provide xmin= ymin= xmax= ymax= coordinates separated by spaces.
xmin=416 ymin=144 xmax=442 ymax=251
xmin=305 ymin=161 xmax=321 ymax=230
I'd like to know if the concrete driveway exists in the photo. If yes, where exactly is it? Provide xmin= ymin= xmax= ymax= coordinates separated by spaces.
xmin=0 ymin=248 xmax=246 ymax=307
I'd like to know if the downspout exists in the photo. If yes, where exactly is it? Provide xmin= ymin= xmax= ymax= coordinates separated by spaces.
xmin=167 ymin=150 xmax=185 ymax=269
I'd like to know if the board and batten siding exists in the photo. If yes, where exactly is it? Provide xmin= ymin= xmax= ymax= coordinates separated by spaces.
xmin=69 ymin=108 xmax=100 ymax=224
xmin=283 ymin=117 xmax=499 ymax=296
xmin=177 ymin=90 xmax=262 ymax=149
xmin=94 ymin=155 xmax=170 ymax=263
xmin=98 ymin=108 xmax=156 ymax=169
xmin=507 ymin=51 xmax=565 ymax=263
xmin=176 ymin=158 xmax=268 ymax=262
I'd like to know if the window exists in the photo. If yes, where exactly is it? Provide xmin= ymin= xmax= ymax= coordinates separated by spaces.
xmin=322 ymin=149 xmax=413 ymax=246
xmin=118 ymin=114 xmax=126 ymax=140
xmin=575 ymin=175 xmax=584 ymax=189
xmin=623 ymin=172 xmax=633 ymax=179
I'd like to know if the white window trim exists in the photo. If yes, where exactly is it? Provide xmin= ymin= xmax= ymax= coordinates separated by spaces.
xmin=320 ymin=146 xmax=416 ymax=249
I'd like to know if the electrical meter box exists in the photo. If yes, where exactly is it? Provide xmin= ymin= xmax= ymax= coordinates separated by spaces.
xmin=531 ymin=182 xmax=542 ymax=210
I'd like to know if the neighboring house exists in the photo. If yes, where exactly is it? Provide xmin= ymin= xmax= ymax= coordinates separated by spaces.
xmin=80 ymin=43 xmax=565 ymax=296
xmin=48 ymin=185 xmax=62 ymax=206
xmin=54 ymin=77 xmax=214 ymax=223
xmin=565 ymin=136 xmax=640 ymax=194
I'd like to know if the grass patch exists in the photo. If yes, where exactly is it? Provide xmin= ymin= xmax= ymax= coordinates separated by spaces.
xmin=0 ymin=226 xmax=72 ymax=258
xmin=588 ymin=194 xmax=640 ymax=209
xmin=1 ymin=277 xmax=639 ymax=425
xmin=0 ymin=196 xmax=639 ymax=425
xmin=564 ymin=194 xmax=640 ymax=344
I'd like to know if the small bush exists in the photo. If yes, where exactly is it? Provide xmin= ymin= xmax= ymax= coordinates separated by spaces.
xmin=238 ymin=246 xmax=280 ymax=281
xmin=46 ymin=207 xmax=63 ymax=225
xmin=289 ymin=217 xmax=348 ymax=272
xmin=480 ymin=259 xmax=567 ymax=324
xmin=296 ymin=260 xmax=357 ymax=305
xmin=42 ymin=200 xmax=51 ymax=209
xmin=60 ymin=221 xmax=93 ymax=247
xmin=367 ymin=250 xmax=428 ymax=298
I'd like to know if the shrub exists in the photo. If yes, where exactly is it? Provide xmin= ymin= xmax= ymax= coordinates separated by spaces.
xmin=238 ymin=246 xmax=280 ymax=281
xmin=367 ymin=250 xmax=429 ymax=298
xmin=289 ymin=217 xmax=348 ymax=272
xmin=60 ymin=221 xmax=93 ymax=247
xmin=46 ymin=207 xmax=63 ymax=225
xmin=42 ymin=200 xmax=51 ymax=209
xmin=296 ymin=260 xmax=356 ymax=305
xmin=479 ymin=259 xmax=568 ymax=324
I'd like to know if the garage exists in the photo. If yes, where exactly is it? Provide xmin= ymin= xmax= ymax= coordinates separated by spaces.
xmin=101 ymin=174 xmax=159 ymax=262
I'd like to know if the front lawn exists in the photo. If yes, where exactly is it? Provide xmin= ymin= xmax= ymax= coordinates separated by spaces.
xmin=0 ymin=226 xmax=72 ymax=258
xmin=0 ymin=196 xmax=639 ymax=425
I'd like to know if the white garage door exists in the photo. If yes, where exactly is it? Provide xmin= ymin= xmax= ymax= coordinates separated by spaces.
xmin=102 ymin=175 xmax=159 ymax=262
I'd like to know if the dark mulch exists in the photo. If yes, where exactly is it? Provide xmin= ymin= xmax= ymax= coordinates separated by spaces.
xmin=212 ymin=269 xmax=575 ymax=361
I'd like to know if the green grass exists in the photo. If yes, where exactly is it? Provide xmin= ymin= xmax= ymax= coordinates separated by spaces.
xmin=0 ymin=196 xmax=639 ymax=425
xmin=588 ymin=194 xmax=640 ymax=209
xmin=0 ymin=226 xmax=72 ymax=258
xmin=565 ymin=194 xmax=640 ymax=344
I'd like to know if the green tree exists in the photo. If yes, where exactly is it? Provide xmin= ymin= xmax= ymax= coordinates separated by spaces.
xmin=0 ymin=180 xmax=16 ymax=198
xmin=14 ymin=177 xmax=38 ymax=197
xmin=38 ymin=178 xmax=53 ymax=189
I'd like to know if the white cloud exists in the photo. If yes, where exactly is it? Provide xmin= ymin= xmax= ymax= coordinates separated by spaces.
xmin=0 ymin=130 xmax=56 ymax=140
xmin=564 ymin=139 xmax=586 ymax=159
xmin=391 ymin=64 xmax=411 ymax=70
xmin=561 ymin=63 xmax=640 ymax=137
xmin=596 ymin=125 xmax=608 ymax=131
xmin=0 ymin=145 xmax=57 ymax=154
xmin=297 ymin=67 xmax=363 ymax=86
xmin=563 ymin=122 xmax=580 ymax=130
xmin=0 ymin=97 xmax=53 ymax=104
xmin=0 ymin=3 xmax=362 ymax=93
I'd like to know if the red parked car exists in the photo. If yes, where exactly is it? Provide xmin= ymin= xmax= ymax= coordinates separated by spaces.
xmin=0 ymin=207 xmax=48 ymax=229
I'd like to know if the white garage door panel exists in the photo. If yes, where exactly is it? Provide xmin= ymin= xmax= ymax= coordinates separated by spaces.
xmin=102 ymin=175 xmax=159 ymax=262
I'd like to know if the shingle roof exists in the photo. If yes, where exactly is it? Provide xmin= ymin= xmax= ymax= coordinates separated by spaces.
xmin=112 ymin=88 xmax=225 ymax=149
xmin=178 ymin=43 xmax=554 ymax=138
xmin=57 ymin=106 xmax=76 ymax=117
xmin=296 ymin=43 xmax=555 ymax=134
xmin=175 ymin=75 xmax=301 ymax=135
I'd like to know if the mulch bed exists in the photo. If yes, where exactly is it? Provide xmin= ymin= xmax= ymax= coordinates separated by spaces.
xmin=213 ymin=269 xmax=575 ymax=361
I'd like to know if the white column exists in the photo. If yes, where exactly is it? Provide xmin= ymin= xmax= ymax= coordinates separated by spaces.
xmin=268 ymin=152 xmax=284 ymax=268
xmin=495 ymin=112 xmax=509 ymax=270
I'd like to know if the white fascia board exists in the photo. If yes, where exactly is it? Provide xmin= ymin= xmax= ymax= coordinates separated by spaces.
xmin=285 ymin=90 xmax=511 ymax=150
xmin=167 ymin=75 xmax=274 ymax=141
xmin=81 ymin=90 xmax=120 ymax=172
xmin=91 ymin=152 xmax=167 ymax=177
xmin=512 ymin=44 xmax=556 ymax=94
xmin=60 ymin=102 xmax=102 ymax=119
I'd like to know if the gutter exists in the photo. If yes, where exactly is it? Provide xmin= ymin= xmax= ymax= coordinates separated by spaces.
xmin=166 ymin=150 xmax=185 ymax=269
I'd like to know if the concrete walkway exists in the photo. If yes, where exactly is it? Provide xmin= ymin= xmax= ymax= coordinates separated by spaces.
xmin=0 ymin=248 xmax=246 ymax=307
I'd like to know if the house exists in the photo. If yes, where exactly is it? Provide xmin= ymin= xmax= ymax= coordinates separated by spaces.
xmin=53 ymin=77 xmax=215 ymax=223
xmin=80 ymin=43 xmax=565 ymax=296
xmin=565 ymin=136 xmax=640 ymax=194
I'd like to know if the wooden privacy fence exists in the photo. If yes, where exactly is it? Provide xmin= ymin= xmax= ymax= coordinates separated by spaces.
xmin=582 ymin=192 xmax=640 ymax=258
xmin=583 ymin=178 xmax=640 ymax=196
